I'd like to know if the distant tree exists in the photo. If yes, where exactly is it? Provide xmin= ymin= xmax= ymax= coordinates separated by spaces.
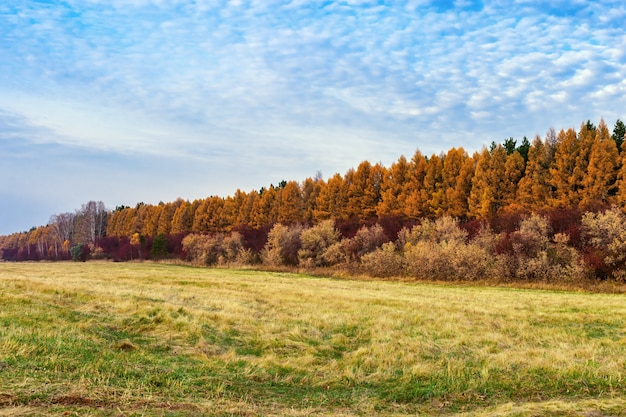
xmin=150 ymin=233 xmax=168 ymax=259
xmin=131 ymin=232 xmax=146 ymax=259
xmin=516 ymin=136 xmax=531 ymax=163
xmin=616 ymin=151 xmax=626 ymax=207
xmin=442 ymin=147 xmax=473 ymax=218
xmin=278 ymin=181 xmax=304 ymax=224
xmin=377 ymin=155 xmax=411 ymax=218
xmin=405 ymin=150 xmax=429 ymax=218
xmin=253 ymin=186 xmax=279 ymax=227
xmin=468 ymin=146 xmax=507 ymax=218
xmin=70 ymin=243 xmax=88 ymax=262
xmin=545 ymin=127 xmax=558 ymax=149
xmin=171 ymin=200 xmax=193 ymax=234
xmin=573 ymin=121 xmax=596 ymax=200
xmin=517 ymin=136 xmax=552 ymax=210
xmin=503 ymin=137 xmax=516 ymax=155
xmin=502 ymin=151 xmax=525 ymax=209
xmin=580 ymin=119 xmax=619 ymax=208
xmin=74 ymin=201 xmax=107 ymax=243
xmin=424 ymin=154 xmax=444 ymax=216
xmin=612 ymin=119 xmax=625 ymax=153
xmin=549 ymin=128 xmax=580 ymax=208
xmin=313 ymin=173 xmax=345 ymax=221
xmin=50 ymin=212 xmax=75 ymax=255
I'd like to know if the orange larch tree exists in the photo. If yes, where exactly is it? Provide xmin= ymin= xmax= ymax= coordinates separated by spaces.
xmin=516 ymin=135 xmax=552 ymax=210
xmin=549 ymin=128 xmax=580 ymax=208
xmin=468 ymin=146 xmax=507 ymax=218
xmin=404 ymin=150 xmax=429 ymax=219
xmin=502 ymin=150 xmax=525 ymax=211
xmin=424 ymin=154 xmax=444 ymax=216
xmin=580 ymin=118 xmax=620 ymax=209
xmin=377 ymin=155 xmax=411 ymax=218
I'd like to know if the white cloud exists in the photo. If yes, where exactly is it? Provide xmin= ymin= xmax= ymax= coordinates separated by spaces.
xmin=1 ymin=0 xmax=625 ymax=231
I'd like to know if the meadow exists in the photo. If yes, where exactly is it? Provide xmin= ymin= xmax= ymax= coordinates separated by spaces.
xmin=1 ymin=262 xmax=626 ymax=416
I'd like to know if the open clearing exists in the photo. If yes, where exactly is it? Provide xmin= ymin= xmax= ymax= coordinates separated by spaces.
xmin=1 ymin=262 xmax=626 ymax=416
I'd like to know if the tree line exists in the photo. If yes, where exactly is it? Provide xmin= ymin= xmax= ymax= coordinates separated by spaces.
xmin=2 ymin=118 xmax=626 ymax=281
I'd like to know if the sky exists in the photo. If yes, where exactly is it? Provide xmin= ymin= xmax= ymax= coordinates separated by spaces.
xmin=1 ymin=0 xmax=625 ymax=235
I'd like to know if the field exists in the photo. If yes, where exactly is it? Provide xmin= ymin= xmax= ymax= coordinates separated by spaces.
xmin=1 ymin=262 xmax=626 ymax=416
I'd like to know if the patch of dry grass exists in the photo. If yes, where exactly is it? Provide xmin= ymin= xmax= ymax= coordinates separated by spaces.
xmin=1 ymin=261 xmax=626 ymax=416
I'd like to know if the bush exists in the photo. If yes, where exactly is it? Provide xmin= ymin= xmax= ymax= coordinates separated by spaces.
xmin=397 ymin=216 xmax=467 ymax=248
xmin=398 ymin=216 xmax=488 ymax=281
xmin=182 ymin=233 xmax=224 ymax=265
xmin=581 ymin=206 xmax=626 ymax=279
xmin=493 ymin=215 xmax=584 ymax=283
xmin=262 ymin=223 xmax=304 ymax=267
xmin=340 ymin=223 xmax=388 ymax=264
xmin=220 ymin=232 xmax=257 ymax=265
xmin=360 ymin=242 xmax=404 ymax=278
xmin=70 ymin=243 xmax=89 ymax=262
xmin=298 ymin=220 xmax=340 ymax=268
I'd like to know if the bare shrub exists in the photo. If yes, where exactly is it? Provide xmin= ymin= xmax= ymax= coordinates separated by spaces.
xmin=403 ymin=240 xmax=492 ymax=281
xmin=262 ymin=223 xmax=304 ymax=267
xmin=399 ymin=217 xmax=485 ymax=281
xmin=219 ymin=232 xmax=257 ymax=265
xmin=449 ymin=242 xmax=494 ymax=281
xmin=581 ymin=206 xmax=626 ymax=279
xmin=494 ymin=214 xmax=584 ymax=282
xmin=360 ymin=242 xmax=404 ymax=278
xmin=403 ymin=241 xmax=451 ymax=280
xmin=471 ymin=225 xmax=499 ymax=255
xmin=397 ymin=216 xmax=467 ymax=248
xmin=182 ymin=233 xmax=224 ymax=265
xmin=298 ymin=220 xmax=340 ymax=267
xmin=321 ymin=241 xmax=344 ymax=266
xmin=340 ymin=223 xmax=389 ymax=264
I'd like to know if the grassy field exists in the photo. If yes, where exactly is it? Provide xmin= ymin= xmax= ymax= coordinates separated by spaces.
xmin=1 ymin=262 xmax=626 ymax=416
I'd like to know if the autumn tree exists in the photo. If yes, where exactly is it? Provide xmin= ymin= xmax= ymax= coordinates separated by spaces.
xmin=301 ymin=176 xmax=322 ymax=223
xmin=405 ymin=150 xmax=429 ymax=218
xmin=516 ymin=136 xmax=552 ymax=210
xmin=573 ymin=121 xmax=596 ymax=201
xmin=377 ymin=155 xmax=411 ymax=218
xmin=171 ymin=200 xmax=194 ymax=234
xmin=549 ymin=128 xmax=580 ymax=208
xmin=141 ymin=204 xmax=161 ymax=237
xmin=275 ymin=181 xmax=302 ymax=224
xmin=442 ymin=147 xmax=474 ymax=218
xmin=500 ymin=151 xmax=525 ymax=212
xmin=580 ymin=118 xmax=619 ymax=208
xmin=616 ymin=152 xmax=626 ymax=207
xmin=313 ymin=173 xmax=346 ymax=221
xmin=468 ymin=146 xmax=507 ymax=218
xmin=424 ymin=154 xmax=444 ymax=216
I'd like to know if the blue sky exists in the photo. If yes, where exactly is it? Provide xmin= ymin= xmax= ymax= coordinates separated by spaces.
xmin=1 ymin=0 xmax=625 ymax=235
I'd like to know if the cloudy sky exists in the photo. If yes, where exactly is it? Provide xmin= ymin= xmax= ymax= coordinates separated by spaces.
xmin=1 ymin=0 xmax=625 ymax=234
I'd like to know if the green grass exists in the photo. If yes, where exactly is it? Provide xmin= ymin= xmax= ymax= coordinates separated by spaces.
xmin=1 ymin=262 xmax=626 ymax=416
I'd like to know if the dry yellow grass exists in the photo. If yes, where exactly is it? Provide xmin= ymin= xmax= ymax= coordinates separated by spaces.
xmin=1 ymin=261 xmax=626 ymax=416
